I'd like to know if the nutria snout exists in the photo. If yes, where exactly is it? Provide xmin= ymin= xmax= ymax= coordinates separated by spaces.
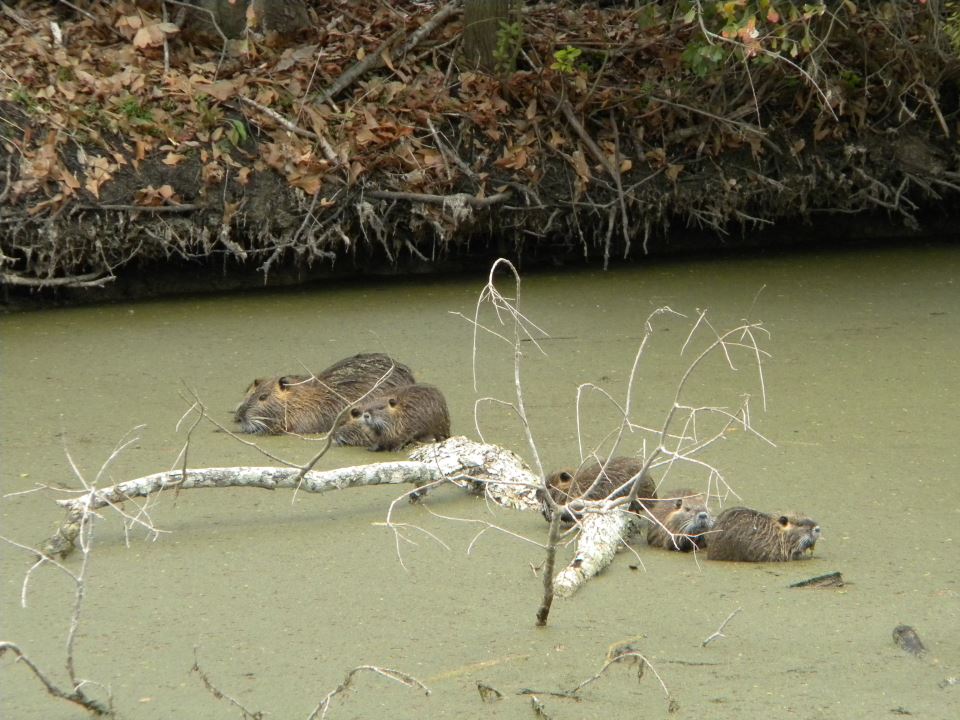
xmin=234 ymin=353 xmax=415 ymax=435
xmin=335 ymin=383 xmax=450 ymax=451
xmin=707 ymin=506 xmax=821 ymax=562
xmin=646 ymin=489 xmax=714 ymax=552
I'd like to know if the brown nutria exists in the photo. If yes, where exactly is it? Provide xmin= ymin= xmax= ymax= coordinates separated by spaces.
xmin=234 ymin=353 xmax=415 ymax=435
xmin=706 ymin=507 xmax=821 ymax=562
xmin=646 ymin=488 xmax=714 ymax=552
xmin=540 ymin=457 xmax=656 ymax=522
xmin=350 ymin=383 xmax=450 ymax=451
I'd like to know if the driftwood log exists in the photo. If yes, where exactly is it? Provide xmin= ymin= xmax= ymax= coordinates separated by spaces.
xmin=43 ymin=437 xmax=642 ymax=597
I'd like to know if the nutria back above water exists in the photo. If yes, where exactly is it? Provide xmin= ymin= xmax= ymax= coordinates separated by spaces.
xmin=542 ymin=456 xmax=656 ymax=522
xmin=340 ymin=383 xmax=450 ymax=451
xmin=234 ymin=353 xmax=415 ymax=435
xmin=646 ymin=488 xmax=714 ymax=552
xmin=706 ymin=506 xmax=821 ymax=562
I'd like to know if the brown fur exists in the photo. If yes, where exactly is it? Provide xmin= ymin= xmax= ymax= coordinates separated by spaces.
xmin=234 ymin=353 xmax=415 ymax=434
xmin=352 ymin=383 xmax=450 ymax=451
xmin=540 ymin=457 xmax=656 ymax=522
xmin=706 ymin=507 xmax=821 ymax=562
xmin=645 ymin=488 xmax=714 ymax=552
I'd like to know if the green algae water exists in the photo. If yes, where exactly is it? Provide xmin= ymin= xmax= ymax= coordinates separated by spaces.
xmin=2 ymin=245 xmax=959 ymax=719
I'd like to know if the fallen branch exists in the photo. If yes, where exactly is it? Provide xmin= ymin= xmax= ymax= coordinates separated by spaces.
xmin=365 ymin=190 xmax=511 ymax=208
xmin=44 ymin=461 xmax=444 ymax=558
xmin=0 ymin=271 xmax=115 ymax=288
xmin=316 ymin=1 xmax=462 ymax=106
xmin=552 ymin=510 xmax=643 ymax=598
xmin=46 ymin=437 xmax=541 ymax=558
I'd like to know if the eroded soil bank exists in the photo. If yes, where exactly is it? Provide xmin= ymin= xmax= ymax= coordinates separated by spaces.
xmin=1 ymin=1 xmax=959 ymax=307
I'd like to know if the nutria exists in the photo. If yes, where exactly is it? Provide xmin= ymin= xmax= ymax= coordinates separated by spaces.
xmin=234 ymin=353 xmax=415 ymax=435
xmin=646 ymin=488 xmax=714 ymax=552
xmin=706 ymin=507 xmax=821 ymax=562
xmin=349 ymin=383 xmax=450 ymax=451
xmin=541 ymin=457 xmax=656 ymax=522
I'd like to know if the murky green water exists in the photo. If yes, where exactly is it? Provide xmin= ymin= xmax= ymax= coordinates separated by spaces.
xmin=2 ymin=246 xmax=958 ymax=719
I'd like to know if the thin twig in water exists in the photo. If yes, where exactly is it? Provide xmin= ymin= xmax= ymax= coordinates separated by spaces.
xmin=307 ymin=665 xmax=430 ymax=720
xmin=703 ymin=606 xmax=743 ymax=646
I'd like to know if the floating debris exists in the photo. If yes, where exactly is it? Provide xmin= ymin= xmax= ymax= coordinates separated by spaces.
xmin=892 ymin=625 xmax=927 ymax=658
xmin=476 ymin=681 xmax=502 ymax=703
xmin=789 ymin=571 xmax=845 ymax=588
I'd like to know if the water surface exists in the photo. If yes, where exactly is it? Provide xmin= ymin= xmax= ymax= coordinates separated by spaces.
xmin=2 ymin=246 xmax=958 ymax=719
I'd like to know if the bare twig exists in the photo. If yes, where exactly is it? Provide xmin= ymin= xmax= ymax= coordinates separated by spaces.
xmin=307 ymin=665 xmax=430 ymax=720
xmin=702 ymin=606 xmax=743 ymax=647
xmin=191 ymin=647 xmax=264 ymax=720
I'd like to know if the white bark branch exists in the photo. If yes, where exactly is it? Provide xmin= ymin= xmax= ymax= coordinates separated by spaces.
xmin=553 ymin=510 xmax=643 ymax=598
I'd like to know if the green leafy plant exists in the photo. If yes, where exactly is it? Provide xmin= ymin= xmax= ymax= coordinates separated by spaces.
xmin=551 ymin=45 xmax=583 ymax=75
xmin=494 ymin=19 xmax=523 ymax=74
xmin=224 ymin=118 xmax=248 ymax=147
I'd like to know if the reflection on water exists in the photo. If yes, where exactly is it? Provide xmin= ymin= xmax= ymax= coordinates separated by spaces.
xmin=2 ymin=245 xmax=959 ymax=719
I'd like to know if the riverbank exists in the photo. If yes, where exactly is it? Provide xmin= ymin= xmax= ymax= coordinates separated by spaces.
xmin=2 ymin=1 xmax=958 ymax=307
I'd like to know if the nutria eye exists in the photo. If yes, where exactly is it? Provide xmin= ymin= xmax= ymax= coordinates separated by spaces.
xmin=258 ymin=393 xmax=269 ymax=401
xmin=561 ymin=472 xmax=573 ymax=481
xmin=778 ymin=515 xmax=789 ymax=526
xmin=388 ymin=398 xmax=398 ymax=407
xmin=350 ymin=408 xmax=361 ymax=418
xmin=675 ymin=499 xmax=683 ymax=509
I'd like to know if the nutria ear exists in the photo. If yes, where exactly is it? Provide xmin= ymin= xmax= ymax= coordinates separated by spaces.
xmin=778 ymin=515 xmax=789 ymax=526
xmin=675 ymin=498 xmax=683 ymax=509
xmin=350 ymin=408 xmax=362 ymax=418
xmin=278 ymin=376 xmax=292 ymax=390
xmin=559 ymin=471 xmax=573 ymax=482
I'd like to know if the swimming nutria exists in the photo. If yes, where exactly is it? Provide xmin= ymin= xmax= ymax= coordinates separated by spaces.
xmin=349 ymin=383 xmax=450 ymax=451
xmin=541 ymin=457 xmax=656 ymax=522
xmin=706 ymin=507 xmax=821 ymax=562
xmin=234 ymin=353 xmax=415 ymax=435
xmin=646 ymin=488 xmax=714 ymax=552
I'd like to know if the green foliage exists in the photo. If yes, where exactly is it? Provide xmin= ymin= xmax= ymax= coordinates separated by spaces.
xmin=10 ymin=87 xmax=37 ymax=112
xmin=494 ymin=19 xmax=523 ymax=74
xmin=224 ymin=118 xmax=248 ymax=147
xmin=680 ymin=41 xmax=725 ymax=77
xmin=947 ymin=2 xmax=960 ymax=54
xmin=116 ymin=94 xmax=153 ymax=123
xmin=551 ymin=46 xmax=583 ymax=75
xmin=678 ymin=1 xmax=828 ymax=75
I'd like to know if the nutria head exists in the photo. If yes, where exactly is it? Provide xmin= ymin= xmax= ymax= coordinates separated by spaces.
xmin=332 ymin=406 xmax=375 ymax=447
xmin=355 ymin=384 xmax=450 ymax=451
xmin=646 ymin=489 xmax=714 ymax=551
xmin=540 ymin=458 xmax=655 ymax=523
xmin=234 ymin=375 xmax=334 ymax=435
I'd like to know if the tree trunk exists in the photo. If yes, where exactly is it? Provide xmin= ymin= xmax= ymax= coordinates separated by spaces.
xmin=462 ymin=0 xmax=517 ymax=73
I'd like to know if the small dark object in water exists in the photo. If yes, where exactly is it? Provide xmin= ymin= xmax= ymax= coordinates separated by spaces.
xmin=893 ymin=625 xmax=927 ymax=658
xmin=476 ymin=681 xmax=502 ymax=703
xmin=789 ymin=571 xmax=845 ymax=588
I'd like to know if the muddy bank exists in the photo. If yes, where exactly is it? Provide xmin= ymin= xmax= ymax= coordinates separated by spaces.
xmin=1 ymin=1 xmax=959 ymax=306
